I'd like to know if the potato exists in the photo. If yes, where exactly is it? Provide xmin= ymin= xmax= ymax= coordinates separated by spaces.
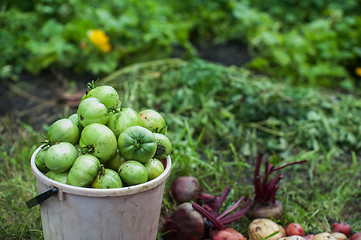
xmin=248 ymin=218 xmax=286 ymax=240
xmin=331 ymin=232 xmax=348 ymax=240
xmin=312 ymin=233 xmax=337 ymax=240
xmin=280 ymin=236 xmax=306 ymax=240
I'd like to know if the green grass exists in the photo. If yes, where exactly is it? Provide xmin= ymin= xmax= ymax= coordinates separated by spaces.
xmin=0 ymin=118 xmax=43 ymax=239
xmin=1 ymin=59 xmax=360 ymax=239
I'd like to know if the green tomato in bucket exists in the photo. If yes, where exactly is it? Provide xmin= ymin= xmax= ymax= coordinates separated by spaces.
xmin=44 ymin=142 xmax=78 ymax=173
xmin=47 ymin=118 xmax=80 ymax=145
xmin=139 ymin=109 xmax=167 ymax=134
xmin=144 ymin=159 xmax=164 ymax=181
xmin=153 ymin=133 xmax=172 ymax=160
xmin=77 ymin=98 xmax=109 ymax=127
xmin=91 ymin=168 xmax=123 ymax=189
xmin=104 ymin=149 xmax=127 ymax=172
xmin=118 ymin=126 xmax=157 ymax=164
xmin=79 ymin=123 xmax=117 ymax=163
xmin=67 ymin=154 xmax=101 ymax=187
xmin=46 ymin=171 xmax=68 ymax=184
xmin=35 ymin=147 xmax=50 ymax=173
xmin=118 ymin=160 xmax=148 ymax=186
xmin=85 ymin=85 xmax=120 ymax=110
xmin=107 ymin=107 xmax=143 ymax=138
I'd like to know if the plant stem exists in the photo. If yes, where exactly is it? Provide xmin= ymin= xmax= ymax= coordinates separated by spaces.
xmin=192 ymin=202 xmax=226 ymax=230
xmin=216 ymin=196 xmax=245 ymax=220
xmin=272 ymin=160 xmax=307 ymax=172
xmin=219 ymin=199 xmax=251 ymax=225
xmin=211 ymin=187 xmax=231 ymax=216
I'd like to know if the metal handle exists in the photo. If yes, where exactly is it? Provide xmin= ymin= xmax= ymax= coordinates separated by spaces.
xmin=26 ymin=187 xmax=58 ymax=209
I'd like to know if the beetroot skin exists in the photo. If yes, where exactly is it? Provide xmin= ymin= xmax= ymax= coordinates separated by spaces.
xmin=162 ymin=202 xmax=204 ymax=240
xmin=169 ymin=176 xmax=201 ymax=203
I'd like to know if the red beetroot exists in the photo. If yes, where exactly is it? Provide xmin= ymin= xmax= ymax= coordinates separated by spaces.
xmin=169 ymin=176 xmax=201 ymax=203
xmin=350 ymin=232 xmax=361 ymax=240
xmin=169 ymin=176 xmax=217 ymax=204
xmin=191 ymin=187 xmax=250 ymax=240
xmin=286 ymin=223 xmax=305 ymax=236
xmin=332 ymin=222 xmax=352 ymax=237
xmin=213 ymin=228 xmax=247 ymax=240
xmin=247 ymin=153 xmax=306 ymax=220
xmin=162 ymin=202 xmax=205 ymax=240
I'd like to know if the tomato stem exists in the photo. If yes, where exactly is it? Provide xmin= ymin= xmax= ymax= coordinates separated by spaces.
xmin=87 ymin=80 xmax=97 ymax=90
xmin=81 ymin=145 xmax=94 ymax=154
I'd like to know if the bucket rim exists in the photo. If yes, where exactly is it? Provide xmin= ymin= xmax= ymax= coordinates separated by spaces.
xmin=31 ymin=146 xmax=172 ymax=197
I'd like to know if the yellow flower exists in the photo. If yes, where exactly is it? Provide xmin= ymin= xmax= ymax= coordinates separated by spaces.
xmin=356 ymin=67 xmax=361 ymax=77
xmin=88 ymin=30 xmax=111 ymax=52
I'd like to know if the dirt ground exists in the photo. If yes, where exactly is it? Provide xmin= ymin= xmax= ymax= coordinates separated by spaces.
xmin=0 ymin=42 xmax=251 ymax=131
xmin=4 ymin=39 xmax=360 ymax=132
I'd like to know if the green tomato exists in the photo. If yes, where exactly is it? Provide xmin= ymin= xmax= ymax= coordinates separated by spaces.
xmin=118 ymin=126 xmax=157 ymax=163
xmin=118 ymin=160 xmax=148 ymax=186
xmin=68 ymin=113 xmax=82 ymax=131
xmin=108 ymin=107 xmax=143 ymax=138
xmin=67 ymin=154 xmax=100 ymax=187
xmin=144 ymin=159 xmax=164 ymax=181
xmin=35 ymin=147 xmax=50 ymax=173
xmin=153 ymin=133 xmax=172 ymax=160
xmin=86 ymin=85 xmax=119 ymax=110
xmin=77 ymin=97 xmax=109 ymax=127
xmin=44 ymin=142 xmax=78 ymax=173
xmin=47 ymin=118 xmax=80 ymax=145
xmin=46 ymin=171 xmax=68 ymax=184
xmin=139 ymin=109 xmax=167 ymax=134
xmin=104 ymin=149 xmax=127 ymax=172
xmin=91 ymin=168 xmax=123 ymax=189
xmin=79 ymin=123 xmax=117 ymax=163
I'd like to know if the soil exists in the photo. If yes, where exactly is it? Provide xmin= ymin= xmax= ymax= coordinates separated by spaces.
xmin=0 ymin=69 xmax=93 ymax=131
xmin=0 ymin=42 xmax=251 ymax=131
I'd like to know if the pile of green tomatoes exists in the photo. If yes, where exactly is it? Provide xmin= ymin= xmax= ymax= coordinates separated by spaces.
xmin=35 ymin=83 xmax=172 ymax=189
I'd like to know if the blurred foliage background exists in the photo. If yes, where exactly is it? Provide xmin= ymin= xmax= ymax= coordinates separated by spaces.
xmin=1 ymin=0 xmax=361 ymax=90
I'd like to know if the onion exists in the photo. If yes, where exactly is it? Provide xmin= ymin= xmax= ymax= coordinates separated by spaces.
xmin=161 ymin=202 xmax=205 ymax=240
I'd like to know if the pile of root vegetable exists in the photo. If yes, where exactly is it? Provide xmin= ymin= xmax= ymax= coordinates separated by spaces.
xmin=161 ymin=173 xmax=361 ymax=240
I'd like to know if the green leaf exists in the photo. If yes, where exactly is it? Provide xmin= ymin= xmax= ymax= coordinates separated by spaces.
xmin=269 ymin=154 xmax=282 ymax=166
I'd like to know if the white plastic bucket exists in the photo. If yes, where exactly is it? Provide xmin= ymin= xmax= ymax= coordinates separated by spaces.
xmin=30 ymin=146 xmax=172 ymax=240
